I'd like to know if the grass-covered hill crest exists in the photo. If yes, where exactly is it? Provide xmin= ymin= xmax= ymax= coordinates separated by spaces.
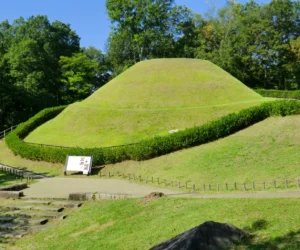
xmin=25 ymin=58 xmax=265 ymax=147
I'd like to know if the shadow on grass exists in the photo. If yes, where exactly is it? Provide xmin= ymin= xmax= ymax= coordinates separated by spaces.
xmin=234 ymin=219 xmax=300 ymax=250
xmin=0 ymin=171 xmax=18 ymax=186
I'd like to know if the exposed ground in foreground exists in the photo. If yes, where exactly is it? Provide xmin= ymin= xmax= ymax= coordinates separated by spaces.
xmin=10 ymin=198 xmax=300 ymax=250
xmin=25 ymin=59 xmax=267 ymax=147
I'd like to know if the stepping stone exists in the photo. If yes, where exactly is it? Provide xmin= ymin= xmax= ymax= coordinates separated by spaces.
xmin=13 ymin=211 xmax=66 ymax=220
xmin=0 ymin=231 xmax=27 ymax=239
xmin=10 ymin=211 xmax=37 ymax=218
xmin=6 ymin=205 xmax=33 ymax=210
xmin=0 ymin=224 xmax=20 ymax=231
xmin=39 ymin=213 xmax=67 ymax=220
xmin=31 ymin=206 xmax=64 ymax=212
xmin=14 ymin=218 xmax=48 ymax=225
xmin=0 ymin=217 xmax=15 ymax=223
xmin=52 ymin=201 xmax=83 ymax=208
xmin=20 ymin=225 xmax=49 ymax=231
xmin=24 ymin=200 xmax=52 ymax=205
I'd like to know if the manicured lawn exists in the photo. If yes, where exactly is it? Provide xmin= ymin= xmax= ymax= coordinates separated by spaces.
xmin=101 ymin=115 xmax=300 ymax=191
xmin=0 ymin=140 xmax=62 ymax=177
xmin=25 ymin=59 xmax=268 ymax=147
xmin=13 ymin=198 xmax=300 ymax=250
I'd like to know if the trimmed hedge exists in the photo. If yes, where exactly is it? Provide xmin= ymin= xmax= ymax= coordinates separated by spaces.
xmin=256 ymin=89 xmax=300 ymax=100
xmin=5 ymin=100 xmax=300 ymax=165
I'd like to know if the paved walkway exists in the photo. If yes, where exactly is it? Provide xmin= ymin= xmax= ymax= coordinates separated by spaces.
xmin=23 ymin=178 xmax=300 ymax=199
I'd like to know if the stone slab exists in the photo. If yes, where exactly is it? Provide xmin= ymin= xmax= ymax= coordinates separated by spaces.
xmin=24 ymin=200 xmax=52 ymax=205
xmin=0 ymin=191 xmax=23 ymax=199
xmin=0 ymin=183 xmax=27 ymax=191
xmin=0 ymin=223 xmax=20 ymax=231
xmin=31 ymin=206 xmax=64 ymax=212
xmin=20 ymin=225 xmax=49 ymax=231
xmin=52 ymin=201 xmax=82 ymax=208
xmin=14 ymin=218 xmax=48 ymax=225
xmin=0 ymin=217 xmax=15 ymax=223
xmin=0 ymin=231 xmax=27 ymax=239
xmin=6 ymin=204 xmax=33 ymax=210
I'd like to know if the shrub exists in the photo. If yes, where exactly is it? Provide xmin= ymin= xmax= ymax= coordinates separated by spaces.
xmin=255 ymin=89 xmax=300 ymax=100
xmin=5 ymin=100 xmax=300 ymax=165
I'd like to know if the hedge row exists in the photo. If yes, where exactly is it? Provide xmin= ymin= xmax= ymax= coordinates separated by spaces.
xmin=256 ymin=89 xmax=300 ymax=100
xmin=5 ymin=100 xmax=300 ymax=165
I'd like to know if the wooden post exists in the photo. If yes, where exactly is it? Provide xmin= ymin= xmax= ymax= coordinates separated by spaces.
xmin=157 ymin=178 xmax=160 ymax=184
xmin=185 ymin=182 xmax=188 ymax=189
xmin=193 ymin=184 xmax=195 ymax=192
xmin=178 ymin=181 xmax=180 ymax=188
xmin=234 ymin=182 xmax=237 ymax=190
xmin=252 ymin=182 xmax=255 ymax=190
xmin=203 ymin=184 xmax=206 ymax=191
xmin=209 ymin=184 xmax=211 ymax=191
xmin=226 ymin=183 xmax=228 ymax=191
xmin=243 ymin=183 xmax=246 ymax=191
xmin=263 ymin=182 xmax=266 ymax=189
xmin=151 ymin=176 xmax=153 ymax=183
xmin=285 ymin=179 xmax=288 ymax=188
xmin=108 ymin=172 xmax=110 ymax=178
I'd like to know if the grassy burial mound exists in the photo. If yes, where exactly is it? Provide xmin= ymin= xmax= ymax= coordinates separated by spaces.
xmin=25 ymin=59 xmax=265 ymax=147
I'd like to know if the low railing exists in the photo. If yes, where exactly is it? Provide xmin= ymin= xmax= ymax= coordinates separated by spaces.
xmin=0 ymin=125 xmax=19 ymax=139
xmin=98 ymin=170 xmax=300 ymax=193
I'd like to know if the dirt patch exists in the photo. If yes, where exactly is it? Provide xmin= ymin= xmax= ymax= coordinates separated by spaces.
xmin=144 ymin=192 xmax=165 ymax=200
xmin=70 ymin=221 xmax=114 ymax=237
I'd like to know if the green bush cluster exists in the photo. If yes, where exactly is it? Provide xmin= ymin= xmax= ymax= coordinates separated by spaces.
xmin=256 ymin=89 xmax=300 ymax=100
xmin=5 ymin=100 xmax=300 ymax=165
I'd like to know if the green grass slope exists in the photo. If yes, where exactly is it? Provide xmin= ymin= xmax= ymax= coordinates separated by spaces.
xmin=13 ymin=198 xmax=300 ymax=250
xmin=25 ymin=59 xmax=267 ymax=147
xmin=103 ymin=115 xmax=300 ymax=188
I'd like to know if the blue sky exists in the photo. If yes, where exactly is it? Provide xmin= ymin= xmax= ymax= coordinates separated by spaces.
xmin=1 ymin=0 xmax=270 ymax=52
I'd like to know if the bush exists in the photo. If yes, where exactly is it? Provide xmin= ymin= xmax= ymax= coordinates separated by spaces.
xmin=255 ymin=89 xmax=300 ymax=100
xmin=5 ymin=100 xmax=300 ymax=165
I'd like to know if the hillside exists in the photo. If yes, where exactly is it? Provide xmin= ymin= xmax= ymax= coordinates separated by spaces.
xmin=13 ymin=198 xmax=300 ymax=250
xmin=103 ymin=115 xmax=300 ymax=187
xmin=25 ymin=59 xmax=266 ymax=147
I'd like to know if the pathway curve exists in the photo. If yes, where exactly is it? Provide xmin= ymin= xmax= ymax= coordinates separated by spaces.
xmin=23 ymin=178 xmax=300 ymax=199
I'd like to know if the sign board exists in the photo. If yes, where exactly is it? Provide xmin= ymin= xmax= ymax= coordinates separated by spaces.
xmin=64 ymin=156 xmax=93 ymax=175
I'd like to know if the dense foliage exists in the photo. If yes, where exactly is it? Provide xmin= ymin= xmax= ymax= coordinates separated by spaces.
xmin=106 ymin=0 xmax=300 ymax=88
xmin=256 ymin=89 xmax=300 ymax=100
xmin=0 ymin=16 xmax=109 ymax=131
xmin=6 ymin=100 xmax=300 ymax=165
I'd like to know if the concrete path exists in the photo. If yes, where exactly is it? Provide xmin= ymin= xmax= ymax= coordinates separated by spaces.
xmin=23 ymin=178 xmax=176 ymax=199
xmin=23 ymin=178 xmax=300 ymax=199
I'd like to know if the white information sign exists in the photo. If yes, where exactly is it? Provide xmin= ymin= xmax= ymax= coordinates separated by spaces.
xmin=64 ymin=156 xmax=93 ymax=175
